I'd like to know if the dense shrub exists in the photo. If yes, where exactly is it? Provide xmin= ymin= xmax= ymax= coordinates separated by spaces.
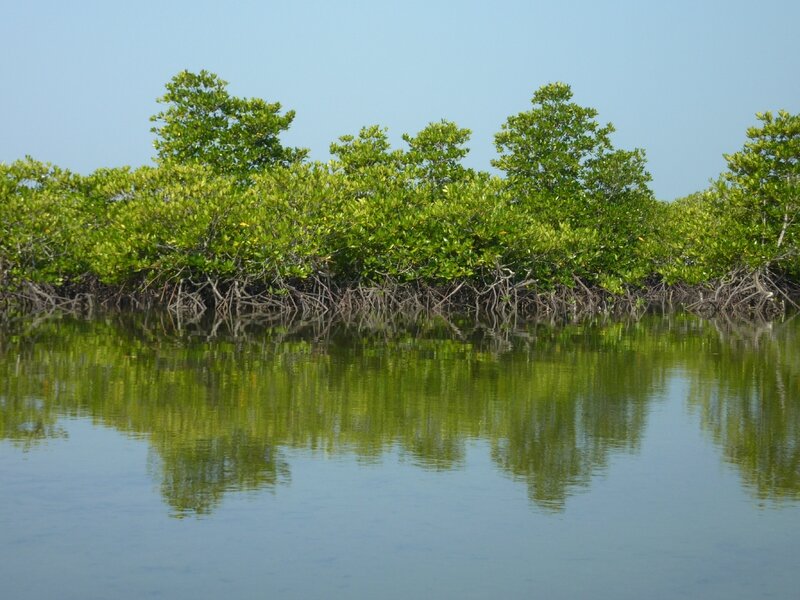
xmin=1 ymin=72 xmax=797 ymax=309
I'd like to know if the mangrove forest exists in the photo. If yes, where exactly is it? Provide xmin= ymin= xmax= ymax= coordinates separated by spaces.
xmin=2 ymin=70 xmax=798 ymax=321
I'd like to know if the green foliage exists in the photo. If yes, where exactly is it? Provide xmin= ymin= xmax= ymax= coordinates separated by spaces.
xmin=717 ymin=109 xmax=800 ymax=274
xmin=329 ymin=125 xmax=406 ymax=200
xmin=329 ymin=125 xmax=400 ymax=174
xmin=151 ymin=70 xmax=306 ymax=183
xmin=0 ymin=158 xmax=102 ymax=287
xmin=493 ymin=82 xmax=615 ymax=207
xmin=492 ymin=83 xmax=657 ymax=289
xmin=2 ymin=71 xmax=797 ymax=301
xmin=89 ymin=164 xmax=247 ymax=283
xmin=239 ymin=162 xmax=343 ymax=279
xmin=86 ymin=161 xmax=343 ymax=285
xmin=327 ymin=176 xmax=504 ymax=281
xmin=402 ymin=120 xmax=473 ymax=193
xmin=651 ymin=109 xmax=800 ymax=283
xmin=650 ymin=192 xmax=731 ymax=284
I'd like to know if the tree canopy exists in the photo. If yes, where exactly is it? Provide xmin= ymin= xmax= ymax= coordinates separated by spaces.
xmin=2 ymin=70 xmax=799 ymax=316
xmin=492 ymin=82 xmax=653 ymax=226
xmin=402 ymin=119 xmax=473 ymax=193
xmin=150 ymin=70 xmax=306 ymax=183
xmin=718 ymin=110 xmax=800 ymax=270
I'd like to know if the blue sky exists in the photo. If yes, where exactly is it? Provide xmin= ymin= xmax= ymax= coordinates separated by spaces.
xmin=2 ymin=0 xmax=798 ymax=200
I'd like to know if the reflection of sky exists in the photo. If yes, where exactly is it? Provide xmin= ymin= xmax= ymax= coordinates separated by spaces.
xmin=2 ymin=379 xmax=799 ymax=600
xmin=2 ymin=314 xmax=800 ymax=597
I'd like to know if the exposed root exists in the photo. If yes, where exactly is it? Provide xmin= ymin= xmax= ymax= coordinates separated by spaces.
xmin=2 ymin=267 xmax=798 ymax=323
xmin=682 ymin=267 xmax=794 ymax=320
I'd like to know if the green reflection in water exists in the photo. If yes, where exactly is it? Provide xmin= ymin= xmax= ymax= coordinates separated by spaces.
xmin=1 ymin=313 xmax=798 ymax=515
xmin=684 ymin=319 xmax=800 ymax=502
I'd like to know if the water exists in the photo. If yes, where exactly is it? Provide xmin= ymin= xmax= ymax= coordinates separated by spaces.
xmin=1 ymin=313 xmax=798 ymax=599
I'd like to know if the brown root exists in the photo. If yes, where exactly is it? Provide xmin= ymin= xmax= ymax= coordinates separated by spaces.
xmin=2 ymin=268 xmax=797 ymax=324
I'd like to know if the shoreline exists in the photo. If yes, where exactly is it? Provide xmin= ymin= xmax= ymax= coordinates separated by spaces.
xmin=3 ymin=268 xmax=797 ymax=323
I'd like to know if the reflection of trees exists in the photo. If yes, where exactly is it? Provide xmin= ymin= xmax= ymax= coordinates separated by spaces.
xmin=490 ymin=342 xmax=654 ymax=509
xmin=1 ymin=313 xmax=798 ymax=514
xmin=151 ymin=437 xmax=290 ymax=517
xmin=0 ymin=396 xmax=66 ymax=449
xmin=684 ymin=320 xmax=800 ymax=502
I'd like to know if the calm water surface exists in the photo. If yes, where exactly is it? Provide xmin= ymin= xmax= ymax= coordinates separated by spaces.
xmin=1 ymin=313 xmax=798 ymax=599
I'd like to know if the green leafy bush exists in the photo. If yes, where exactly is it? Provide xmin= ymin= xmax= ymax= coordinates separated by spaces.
xmin=2 ymin=71 xmax=798 ymax=306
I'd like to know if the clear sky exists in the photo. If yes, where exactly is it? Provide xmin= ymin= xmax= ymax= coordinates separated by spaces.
xmin=2 ymin=0 xmax=798 ymax=200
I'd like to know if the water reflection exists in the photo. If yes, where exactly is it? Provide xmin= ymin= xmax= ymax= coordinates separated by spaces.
xmin=685 ymin=319 xmax=800 ymax=501
xmin=1 ymin=313 xmax=798 ymax=515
